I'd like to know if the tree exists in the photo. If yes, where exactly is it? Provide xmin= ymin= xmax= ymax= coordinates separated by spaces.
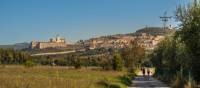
xmin=176 ymin=0 xmax=200 ymax=82
xmin=112 ymin=53 xmax=123 ymax=71
xmin=150 ymin=33 xmax=196 ymax=86
xmin=150 ymin=36 xmax=179 ymax=81
xmin=0 ymin=48 xmax=31 ymax=65
xmin=121 ymin=40 xmax=145 ymax=72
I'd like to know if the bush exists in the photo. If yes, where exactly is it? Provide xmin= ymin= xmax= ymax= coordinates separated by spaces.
xmin=98 ymin=78 xmax=122 ymax=88
xmin=120 ymin=73 xmax=135 ymax=86
xmin=24 ymin=60 xmax=36 ymax=68
xmin=73 ymin=58 xmax=82 ymax=69
xmin=54 ymin=58 xmax=67 ymax=66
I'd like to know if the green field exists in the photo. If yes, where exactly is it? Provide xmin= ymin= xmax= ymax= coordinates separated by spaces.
xmin=0 ymin=65 xmax=129 ymax=88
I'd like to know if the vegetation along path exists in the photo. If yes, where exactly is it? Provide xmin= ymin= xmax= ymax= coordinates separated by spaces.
xmin=128 ymin=76 xmax=170 ymax=88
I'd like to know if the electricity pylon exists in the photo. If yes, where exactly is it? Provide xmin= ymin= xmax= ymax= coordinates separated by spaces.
xmin=159 ymin=11 xmax=172 ymax=30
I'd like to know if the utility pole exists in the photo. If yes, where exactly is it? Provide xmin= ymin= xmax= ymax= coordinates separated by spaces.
xmin=159 ymin=11 xmax=172 ymax=30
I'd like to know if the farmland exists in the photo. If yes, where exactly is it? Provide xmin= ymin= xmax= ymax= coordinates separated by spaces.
xmin=0 ymin=65 xmax=129 ymax=88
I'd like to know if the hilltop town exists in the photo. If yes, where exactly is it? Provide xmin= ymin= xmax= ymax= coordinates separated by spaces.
xmin=0 ymin=26 xmax=175 ymax=53
xmin=28 ymin=26 xmax=175 ymax=53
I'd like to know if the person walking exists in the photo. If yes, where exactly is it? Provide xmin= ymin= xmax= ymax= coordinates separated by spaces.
xmin=147 ymin=68 xmax=151 ymax=80
xmin=147 ymin=69 xmax=150 ymax=76
xmin=142 ymin=67 xmax=145 ymax=77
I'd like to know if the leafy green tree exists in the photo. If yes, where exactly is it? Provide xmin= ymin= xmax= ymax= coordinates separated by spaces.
xmin=121 ymin=40 xmax=145 ymax=72
xmin=151 ymin=36 xmax=179 ymax=80
xmin=176 ymin=0 xmax=200 ymax=82
xmin=150 ymin=34 xmax=193 ymax=84
xmin=112 ymin=53 xmax=123 ymax=71
xmin=0 ymin=48 xmax=31 ymax=65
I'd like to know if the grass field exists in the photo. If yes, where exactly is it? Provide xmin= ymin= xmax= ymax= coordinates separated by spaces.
xmin=0 ymin=65 xmax=129 ymax=88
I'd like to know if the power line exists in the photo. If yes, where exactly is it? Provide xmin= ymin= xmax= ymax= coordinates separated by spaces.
xmin=159 ymin=11 xmax=172 ymax=30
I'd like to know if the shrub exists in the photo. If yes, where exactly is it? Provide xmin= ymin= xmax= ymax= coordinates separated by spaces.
xmin=120 ymin=73 xmax=135 ymax=86
xmin=24 ymin=60 xmax=36 ymax=68
xmin=98 ymin=78 xmax=122 ymax=88
xmin=74 ymin=58 xmax=82 ymax=69
xmin=54 ymin=58 xmax=67 ymax=66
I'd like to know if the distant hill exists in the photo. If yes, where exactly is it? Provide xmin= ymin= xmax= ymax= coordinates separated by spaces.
xmin=134 ymin=27 xmax=175 ymax=35
xmin=0 ymin=43 xmax=30 ymax=50
xmin=88 ymin=27 xmax=175 ymax=40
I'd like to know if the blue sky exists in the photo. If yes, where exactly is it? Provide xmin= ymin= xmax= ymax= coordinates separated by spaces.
xmin=0 ymin=0 xmax=188 ymax=44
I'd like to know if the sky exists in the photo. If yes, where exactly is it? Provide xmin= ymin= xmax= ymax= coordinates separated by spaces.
xmin=0 ymin=0 xmax=189 ymax=45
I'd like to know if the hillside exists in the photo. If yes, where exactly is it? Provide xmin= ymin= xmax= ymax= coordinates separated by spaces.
xmin=134 ymin=27 xmax=175 ymax=35
xmin=0 ymin=43 xmax=30 ymax=50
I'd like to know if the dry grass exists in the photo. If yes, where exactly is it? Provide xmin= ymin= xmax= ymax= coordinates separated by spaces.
xmin=0 ymin=65 xmax=126 ymax=88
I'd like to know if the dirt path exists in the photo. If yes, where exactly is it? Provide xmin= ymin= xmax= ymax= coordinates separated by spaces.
xmin=128 ymin=76 xmax=170 ymax=88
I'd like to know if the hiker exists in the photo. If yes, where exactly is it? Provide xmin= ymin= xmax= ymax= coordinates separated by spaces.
xmin=142 ymin=68 xmax=145 ymax=76
xmin=147 ymin=68 xmax=150 ymax=76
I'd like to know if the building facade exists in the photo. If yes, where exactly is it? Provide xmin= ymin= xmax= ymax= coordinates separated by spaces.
xmin=31 ymin=36 xmax=67 ymax=49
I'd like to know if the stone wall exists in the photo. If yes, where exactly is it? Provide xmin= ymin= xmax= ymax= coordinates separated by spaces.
xmin=38 ymin=42 xmax=66 ymax=49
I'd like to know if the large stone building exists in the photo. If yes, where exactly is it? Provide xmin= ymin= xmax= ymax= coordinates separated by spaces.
xmin=31 ymin=36 xmax=67 ymax=49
